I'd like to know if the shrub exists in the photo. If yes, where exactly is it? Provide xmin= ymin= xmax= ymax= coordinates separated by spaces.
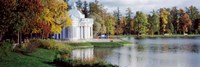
xmin=39 ymin=39 xmax=56 ymax=49
xmin=15 ymin=39 xmax=41 ymax=54
xmin=37 ymin=39 xmax=72 ymax=58
xmin=0 ymin=42 xmax=13 ymax=59
xmin=52 ymin=58 xmax=119 ymax=67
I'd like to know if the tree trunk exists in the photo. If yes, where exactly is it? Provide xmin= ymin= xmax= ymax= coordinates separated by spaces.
xmin=17 ymin=31 xmax=20 ymax=44
xmin=0 ymin=33 xmax=3 ymax=41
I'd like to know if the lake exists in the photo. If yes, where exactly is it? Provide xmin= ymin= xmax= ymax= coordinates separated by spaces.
xmin=72 ymin=37 xmax=200 ymax=67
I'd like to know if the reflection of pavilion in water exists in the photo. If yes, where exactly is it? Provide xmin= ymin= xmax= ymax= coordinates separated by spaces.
xmin=71 ymin=48 xmax=94 ymax=60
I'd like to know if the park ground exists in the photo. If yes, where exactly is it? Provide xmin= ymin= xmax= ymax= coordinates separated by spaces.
xmin=0 ymin=38 xmax=131 ymax=67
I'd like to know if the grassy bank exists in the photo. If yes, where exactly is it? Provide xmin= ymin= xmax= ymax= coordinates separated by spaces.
xmin=109 ymin=34 xmax=200 ymax=38
xmin=0 ymin=48 xmax=57 ymax=67
xmin=68 ymin=41 xmax=132 ymax=48
xmin=0 ymin=39 xmax=118 ymax=67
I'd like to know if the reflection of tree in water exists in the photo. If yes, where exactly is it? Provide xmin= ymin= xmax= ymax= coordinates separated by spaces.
xmin=135 ymin=44 xmax=146 ymax=52
xmin=136 ymin=43 xmax=200 ymax=53
xmin=191 ymin=44 xmax=199 ymax=53
xmin=94 ymin=47 xmax=115 ymax=59
xmin=150 ymin=44 xmax=159 ymax=53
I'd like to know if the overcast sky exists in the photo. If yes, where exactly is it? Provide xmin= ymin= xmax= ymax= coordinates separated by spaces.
xmin=80 ymin=0 xmax=200 ymax=15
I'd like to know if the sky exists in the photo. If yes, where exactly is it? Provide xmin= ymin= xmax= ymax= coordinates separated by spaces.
xmin=82 ymin=0 xmax=200 ymax=15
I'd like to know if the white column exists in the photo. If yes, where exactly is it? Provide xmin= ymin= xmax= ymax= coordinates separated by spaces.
xmin=91 ymin=27 xmax=93 ymax=38
xmin=84 ymin=26 xmax=87 ymax=39
xmin=69 ymin=27 xmax=72 ymax=40
xmin=56 ymin=34 xmax=59 ymax=39
xmin=80 ymin=26 xmax=82 ymax=39
xmin=85 ymin=26 xmax=88 ymax=39
xmin=83 ymin=26 xmax=85 ymax=39
xmin=89 ymin=27 xmax=91 ymax=39
xmin=63 ymin=29 xmax=65 ymax=39
xmin=81 ymin=26 xmax=83 ymax=39
xmin=87 ymin=26 xmax=90 ymax=39
xmin=61 ymin=29 xmax=63 ymax=39
xmin=72 ymin=26 xmax=74 ymax=40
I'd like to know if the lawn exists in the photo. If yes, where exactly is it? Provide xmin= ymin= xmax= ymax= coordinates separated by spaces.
xmin=68 ymin=41 xmax=132 ymax=48
xmin=0 ymin=48 xmax=57 ymax=67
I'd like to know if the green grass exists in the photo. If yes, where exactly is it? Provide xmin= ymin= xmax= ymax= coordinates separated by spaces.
xmin=0 ymin=48 xmax=57 ymax=67
xmin=0 ymin=40 xmax=120 ymax=67
xmin=110 ymin=34 xmax=200 ymax=38
xmin=68 ymin=41 xmax=132 ymax=48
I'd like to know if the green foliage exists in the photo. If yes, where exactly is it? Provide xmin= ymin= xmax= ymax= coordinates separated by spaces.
xmin=53 ymin=58 xmax=118 ymax=67
xmin=134 ymin=11 xmax=149 ymax=35
xmin=105 ymin=15 xmax=116 ymax=35
xmin=148 ymin=11 xmax=160 ymax=35
xmin=89 ymin=13 xmax=102 ymax=36
xmin=0 ymin=42 xmax=13 ymax=58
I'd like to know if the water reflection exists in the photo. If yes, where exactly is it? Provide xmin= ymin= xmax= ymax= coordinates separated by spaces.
xmin=71 ymin=48 xmax=94 ymax=60
xmin=72 ymin=37 xmax=200 ymax=67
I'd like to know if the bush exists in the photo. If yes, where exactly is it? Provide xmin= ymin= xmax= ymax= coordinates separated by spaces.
xmin=0 ymin=42 xmax=13 ymax=59
xmin=39 ymin=39 xmax=56 ymax=49
xmin=52 ymin=58 xmax=119 ymax=67
xmin=37 ymin=39 xmax=72 ymax=59
xmin=15 ymin=39 xmax=41 ymax=54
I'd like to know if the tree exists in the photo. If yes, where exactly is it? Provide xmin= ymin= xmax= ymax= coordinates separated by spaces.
xmin=180 ymin=9 xmax=192 ymax=34
xmin=42 ymin=0 xmax=71 ymax=34
xmin=125 ymin=8 xmax=133 ymax=34
xmin=134 ymin=11 xmax=149 ymax=35
xmin=148 ymin=11 xmax=160 ymax=35
xmin=166 ymin=8 xmax=174 ymax=34
xmin=76 ymin=0 xmax=82 ymax=10
xmin=170 ymin=7 xmax=180 ymax=34
xmin=186 ymin=6 xmax=199 ymax=33
xmin=105 ymin=15 xmax=116 ymax=35
xmin=89 ymin=0 xmax=106 ymax=35
xmin=83 ymin=1 xmax=89 ymax=18
xmin=113 ymin=7 xmax=122 ymax=35
xmin=194 ymin=19 xmax=200 ymax=33
xmin=0 ymin=0 xmax=43 ymax=42
xmin=160 ymin=8 xmax=170 ymax=34
xmin=89 ymin=13 xmax=102 ymax=36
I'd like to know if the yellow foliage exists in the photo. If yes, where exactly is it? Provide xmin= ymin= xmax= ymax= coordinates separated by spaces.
xmin=51 ymin=25 xmax=62 ymax=33
xmin=42 ymin=0 xmax=71 ymax=33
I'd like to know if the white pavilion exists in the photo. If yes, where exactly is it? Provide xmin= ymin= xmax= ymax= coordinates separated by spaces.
xmin=53 ymin=1 xmax=94 ymax=40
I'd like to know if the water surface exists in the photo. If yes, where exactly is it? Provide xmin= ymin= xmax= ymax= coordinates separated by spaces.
xmin=72 ymin=37 xmax=200 ymax=67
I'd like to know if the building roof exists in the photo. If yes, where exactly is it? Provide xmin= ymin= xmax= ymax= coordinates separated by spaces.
xmin=68 ymin=2 xmax=85 ymax=19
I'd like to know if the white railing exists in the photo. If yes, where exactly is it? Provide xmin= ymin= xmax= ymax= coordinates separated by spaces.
xmin=80 ymin=18 xmax=94 ymax=23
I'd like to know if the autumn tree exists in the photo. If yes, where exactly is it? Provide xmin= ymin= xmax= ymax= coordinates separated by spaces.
xmin=0 ymin=0 xmax=43 ymax=42
xmin=160 ymin=8 xmax=170 ymax=34
xmin=186 ymin=6 xmax=200 ymax=33
xmin=41 ymin=0 xmax=71 ymax=34
xmin=134 ymin=11 xmax=149 ymax=35
xmin=180 ymin=9 xmax=192 ymax=34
